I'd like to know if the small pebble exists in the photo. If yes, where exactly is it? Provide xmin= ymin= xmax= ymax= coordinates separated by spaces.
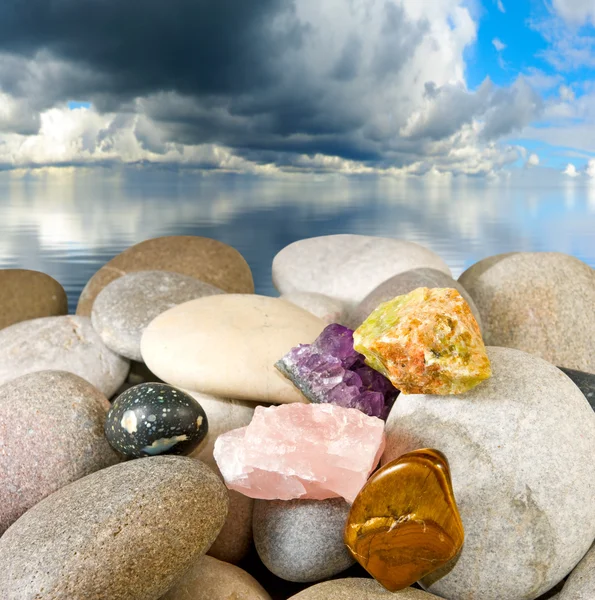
xmin=253 ymin=498 xmax=355 ymax=583
xmin=105 ymin=383 xmax=208 ymax=457
xmin=161 ymin=555 xmax=272 ymax=600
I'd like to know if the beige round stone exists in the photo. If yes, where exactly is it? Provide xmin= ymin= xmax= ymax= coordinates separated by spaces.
xmin=189 ymin=391 xmax=260 ymax=564
xmin=280 ymin=292 xmax=347 ymax=325
xmin=161 ymin=555 xmax=271 ymax=600
xmin=289 ymin=579 xmax=440 ymax=599
xmin=189 ymin=391 xmax=259 ymax=465
xmin=141 ymin=295 xmax=325 ymax=403
xmin=458 ymin=252 xmax=595 ymax=372
xmin=76 ymin=236 xmax=254 ymax=316
xmin=0 ymin=456 xmax=229 ymax=600
xmin=0 ymin=269 xmax=67 ymax=330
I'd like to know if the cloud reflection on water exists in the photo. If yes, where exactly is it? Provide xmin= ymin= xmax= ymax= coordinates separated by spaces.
xmin=0 ymin=168 xmax=593 ymax=312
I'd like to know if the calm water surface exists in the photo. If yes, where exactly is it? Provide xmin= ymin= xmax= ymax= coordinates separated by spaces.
xmin=1 ymin=169 xmax=594 ymax=312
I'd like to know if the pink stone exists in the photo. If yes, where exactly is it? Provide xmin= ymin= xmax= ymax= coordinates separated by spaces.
xmin=213 ymin=403 xmax=386 ymax=503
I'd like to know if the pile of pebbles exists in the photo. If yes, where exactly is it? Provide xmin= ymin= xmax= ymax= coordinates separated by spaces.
xmin=0 ymin=234 xmax=593 ymax=600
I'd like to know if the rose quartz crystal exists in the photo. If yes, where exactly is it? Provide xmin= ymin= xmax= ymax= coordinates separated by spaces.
xmin=213 ymin=403 xmax=386 ymax=503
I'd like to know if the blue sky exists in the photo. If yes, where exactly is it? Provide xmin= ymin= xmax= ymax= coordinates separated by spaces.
xmin=466 ymin=0 xmax=595 ymax=172
xmin=1 ymin=0 xmax=595 ymax=179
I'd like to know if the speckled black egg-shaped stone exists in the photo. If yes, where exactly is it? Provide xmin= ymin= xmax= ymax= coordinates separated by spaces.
xmin=105 ymin=383 xmax=208 ymax=458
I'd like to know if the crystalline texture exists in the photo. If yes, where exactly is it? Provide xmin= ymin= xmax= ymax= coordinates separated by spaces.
xmin=275 ymin=324 xmax=398 ymax=419
xmin=213 ymin=403 xmax=386 ymax=503
xmin=353 ymin=287 xmax=491 ymax=395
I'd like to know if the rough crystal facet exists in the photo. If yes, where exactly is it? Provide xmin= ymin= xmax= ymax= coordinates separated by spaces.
xmin=344 ymin=448 xmax=465 ymax=592
xmin=275 ymin=324 xmax=398 ymax=418
xmin=353 ymin=287 xmax=491 ymax=395
xmin=213 ymin=402 xmax=386 ymax=503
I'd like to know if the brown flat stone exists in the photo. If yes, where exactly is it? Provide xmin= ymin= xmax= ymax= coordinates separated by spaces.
xmin=76 ymin=235 xmax=254 ymax=316
xmin=289 ymin=578 xmax=440 ymax=599
xmin=0 ymin=269 xmax=67 ymax=330
xmin=161 ymin=555 xmax=272 ymax=600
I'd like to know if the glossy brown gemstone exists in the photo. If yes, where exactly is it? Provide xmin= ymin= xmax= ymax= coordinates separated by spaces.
xmin=344 ymin=448 xmax=464 ymax=592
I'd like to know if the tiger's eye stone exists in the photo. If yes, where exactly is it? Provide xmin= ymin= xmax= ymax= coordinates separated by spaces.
xmin=344 ymin=448 xmax=464 ymax=592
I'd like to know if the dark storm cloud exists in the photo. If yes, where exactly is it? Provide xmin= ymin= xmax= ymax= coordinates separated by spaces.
xmin=0 ymin=0 xmax=432 ymax=155
xmin=0 ymin=0 xmax=300 ymax=101
xmin=0 ymin=0 xmax=542 ymax=172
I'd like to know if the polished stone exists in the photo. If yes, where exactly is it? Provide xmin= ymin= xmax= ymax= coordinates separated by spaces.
xmin=105 ymin=383 xmax=208 ymax=457
xmin=345 ymin=449 xmax=464 ymax=592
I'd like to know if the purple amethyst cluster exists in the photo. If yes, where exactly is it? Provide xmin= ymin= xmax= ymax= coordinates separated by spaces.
xmin=275 ymin=324 xmax=398 ymax=419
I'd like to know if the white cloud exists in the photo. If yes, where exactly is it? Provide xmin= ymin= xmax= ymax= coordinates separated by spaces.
xmin=497 ymin=0 xmax=506 ymax=13
xmin=551 ymin=0 xmax=595 ymax=25
xmin=531 ymin=12 xmax=595 ymax=71
xmin=559 ymin=85 xmax=576 ymax=101
xmin=492 ymin=38 xmax=506 ymax=52
xmin=527 ymin=153 xmax=540 ymax=167
xmin=586 ymin=158 xmax=595 ymax=177
xmin=564 ymin=163 xmax=580 ymax=177
xmin=523 ymin=68 xmax=563 ymax=91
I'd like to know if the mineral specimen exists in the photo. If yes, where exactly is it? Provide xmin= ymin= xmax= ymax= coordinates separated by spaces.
xmin=344 ymin=448 xmax=464 ymax=592
xmin=275 ymin=323 xmax=398 ymax=418
xmin=213 ymin=402 xmax=385 ymax=503
xmin=353 ymin=287 xmax=491 ymax=395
